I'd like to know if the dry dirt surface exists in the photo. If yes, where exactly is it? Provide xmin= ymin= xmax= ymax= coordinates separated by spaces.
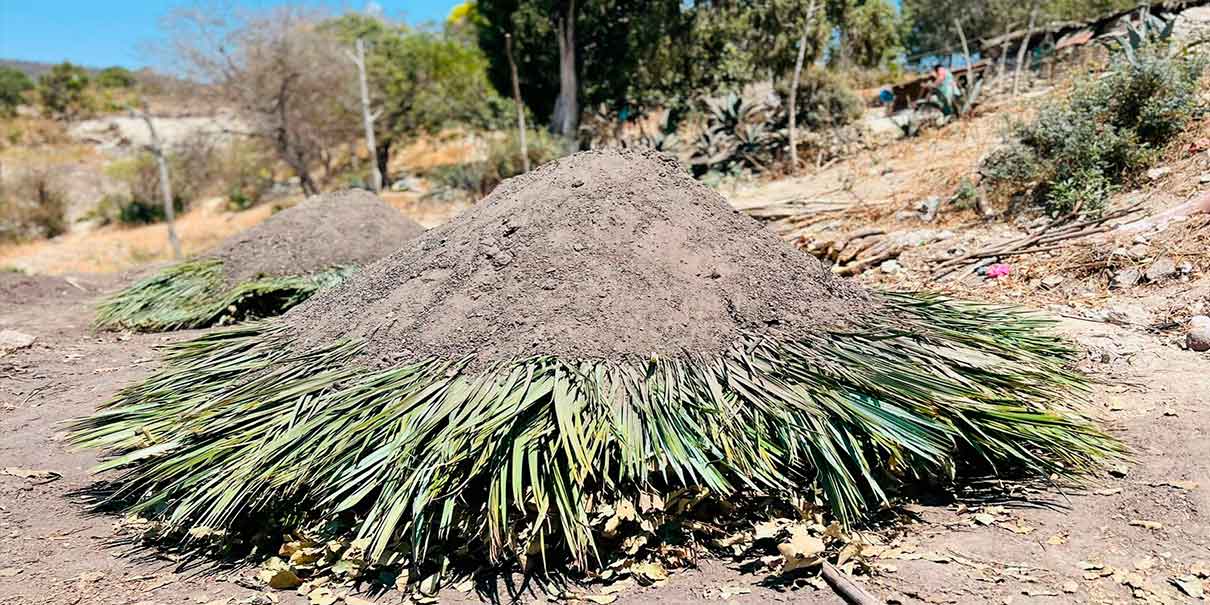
xmin=2 ymin=257 xmax=1210 ymax=605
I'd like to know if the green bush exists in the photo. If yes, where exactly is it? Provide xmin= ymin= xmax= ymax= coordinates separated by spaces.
xmin=101 ymin=140 xmax=219 ymax=225
xmin=0 ymin=170 xmax=68 ymax=242
xmin=428 ymin=129 xmax=570 ymax=197
xmin=778 ymin=67 xmax=866 ymax=131
xmin=96 ymin=66 xmax=137 ymax=89
xmin=0 ymin=67 xmax=33 ymax=117
xmin=981 ymin=48 xmax=1206 ymax=216
xmin=37 ymin=62 xmax=93 ymax=119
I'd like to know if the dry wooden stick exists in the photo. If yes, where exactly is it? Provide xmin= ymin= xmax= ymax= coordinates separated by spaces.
xmin=821 ymin=562 xmax=884 ymax=605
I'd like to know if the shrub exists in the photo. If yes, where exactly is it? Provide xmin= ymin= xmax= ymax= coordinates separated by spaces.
xmin=101 ymin=140 xmax=219 ymax=225
xmin=0 ymin=170 xmax=68 ymax=242
xmin=37 ymin=62 xmax=93 ymax=119
xmin=96 ymin=66 xmax=137 ymax=89
xmin=778 ymin=67 xmax=866 ymax=132
xmin=428 ymin=129 xmax=570 ymax=198
xmin=0 ymin=67 xmax=33 ymax=117
xmin=981 ymin=48 xmax=1206 ymax=216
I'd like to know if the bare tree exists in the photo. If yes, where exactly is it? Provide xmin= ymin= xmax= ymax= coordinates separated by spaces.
xmin=505 ymin=32 xmax=530 ymax=173
xmin=1012 ymin=2 xmax=1040 ymax=97
xmin=163 ymin=4 xmax=357 ymax=197
xmin=787 ymin=0 xmax=819 ymax=173
xmin=132 ymin=101 xmax=182 ymax=259
xmin=347 ymin=38 xmax=382 ymax=192
xmin=550 ymin=0 xmax=578 ymax=138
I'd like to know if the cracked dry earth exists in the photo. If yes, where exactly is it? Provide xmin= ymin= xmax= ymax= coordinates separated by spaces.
xmin=1 ymin=272 xmax=1208 ymax=605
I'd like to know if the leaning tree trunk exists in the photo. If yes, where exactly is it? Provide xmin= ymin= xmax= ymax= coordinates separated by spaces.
xmin=134 ymin=101 xmax=182 ymax=260
xmin=505 ymin=32 xmax=530 ymax=173
xmin=348 ymin=38 xmax=382 ymax=193
xmin=1013 ymin=2 xmax=1040 ymax=97
xmin=375 ymin=140 xmax=391 ymax=187
xmin=787 ymin=0 xmax=818 ymax=173
xmin=551 ymin=0 xmax=578 ymax=138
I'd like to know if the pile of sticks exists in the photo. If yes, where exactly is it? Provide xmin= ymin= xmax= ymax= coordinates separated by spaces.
xmin=931 ymin=204 xmax=1144 ymax=279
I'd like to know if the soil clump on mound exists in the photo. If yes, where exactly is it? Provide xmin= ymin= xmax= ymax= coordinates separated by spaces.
xmin=288 ymin=149 xmax=879 ymax=368
xmin=210 ymin=190 xmax=424 ymax=286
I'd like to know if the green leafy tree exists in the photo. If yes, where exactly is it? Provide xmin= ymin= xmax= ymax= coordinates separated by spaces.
xmin=845 ymin=0 xmax=901 ymax=68
xmin=96 ymin=66 xmax=138 ymax=89
xmin=37 ymin=62 xmax=92 ymax=119
xmin=324 ymin=13 xmax=511 ymax=180
xmin=0 ymin=67 xmax=33 ymax=117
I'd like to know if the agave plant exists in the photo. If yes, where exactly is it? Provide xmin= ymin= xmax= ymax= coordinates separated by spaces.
xmin=1102 ymin=11 xmax=1178 ymax=64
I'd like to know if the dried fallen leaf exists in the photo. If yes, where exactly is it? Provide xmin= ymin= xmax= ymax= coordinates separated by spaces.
xmin=307 ymin=587 xmax=338 ymax=605
xmin=1045 ymin=533 xmax=1067 ymax=545
xmin=0 ymin=568 xmax=22 ymax=578
xmin=1154 ymin=480 xmax=1199 ymax=491
xmin=1135 ymin=557 xmax=1155 ymax=571
xmin=973 ymin=513 xmax=996 ymax=525
xmin=1129 ymin=519 xmax=1163 ymax=530
xmin=257 ymin=569 xmax=302 ymax=590
xmin=1094 ymin=487 xmax=1123 ymax=496
xmin=777 ymin=527 xmax=824 ymax=573
xmin=1 ymin=467 xmax=60 ymax=482
xmin=1172 ymin=575 xmax=1205 ymax=599
xmin=632 ymin=562 xmax=668 ymax=586
xmin=568 ymin=594 xmax=618 ymax=604
xmin=1061 ymin=581 xmax=1078 ymax=594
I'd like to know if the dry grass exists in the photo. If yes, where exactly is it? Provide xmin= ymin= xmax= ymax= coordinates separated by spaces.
xmin=390 ymin=130 xmax=484 ymax=174
xmin=0 ymin=200 xmax=276 ymax=275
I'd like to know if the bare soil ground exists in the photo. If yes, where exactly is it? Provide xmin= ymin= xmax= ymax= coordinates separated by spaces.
xmin=4 ymin=86 xmax=1210 ymax=604
xmin=2 ymin=240 xmax=1210 ymax=605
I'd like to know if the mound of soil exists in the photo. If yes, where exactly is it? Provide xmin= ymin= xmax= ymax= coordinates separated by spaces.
xmin=209 ymin=190 xmax=424 ymax=285
xmin=288 ymin=149 xmax=878 ymax=367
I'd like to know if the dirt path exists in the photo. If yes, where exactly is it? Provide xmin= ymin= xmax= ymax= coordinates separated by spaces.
xmin=1 ymin=275 xmax=1207 ymax=605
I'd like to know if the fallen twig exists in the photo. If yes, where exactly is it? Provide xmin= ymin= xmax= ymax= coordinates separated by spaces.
xmin=931 ymin=205 xmax=1143 ymax=279
xmin=821 ymin=562 xmax=884 ymax=605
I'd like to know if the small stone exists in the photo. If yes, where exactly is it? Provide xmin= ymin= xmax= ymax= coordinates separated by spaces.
xmin=1200 ymin=173 xmax=1210 ymax=184
xmin=1147 ymin=166 xmax=1172 ymax=180
xmin=1145 ymin=257 xmax=1177 ymax=282
xmin=1040 ymin=275 xmax=1065 ymax=289
xmin=1188 ymin=315 xmax=1210 ymax=352
xmin=919 ymin=196 xmax=942 ymax=223
xmin=1112 ymin=268 xmax=1141 ymax=288
xmin=0 ymin=330 xmax=34 ymax=356
xmin=879 ymin=259 xmax=903 ymax=274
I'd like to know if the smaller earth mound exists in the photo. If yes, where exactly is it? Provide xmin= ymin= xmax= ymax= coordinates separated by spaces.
xmin=95 ymin=190 xmax=424 ymax=331
xmin=211 ymin=190 xmax=424 ymax=285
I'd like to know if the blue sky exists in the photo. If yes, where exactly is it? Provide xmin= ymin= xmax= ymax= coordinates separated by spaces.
xmin=0 ymin=0 xmax=461 ymax=69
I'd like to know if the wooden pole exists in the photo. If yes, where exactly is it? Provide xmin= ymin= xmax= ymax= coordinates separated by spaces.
xmin=953 ymin=18 xmax=974 ymax=116
xmin=134 ymin=101 xmax=182 ymax=260
xmin=347 ymin=38 xmax=382 ymax=193
xmin=787 ymin=0 xmax=817 ymax=174
xmin=1013 ymin=3 xmax=1039 ymax=97
xmin=505 ymin=33 xmax=530 ymax=173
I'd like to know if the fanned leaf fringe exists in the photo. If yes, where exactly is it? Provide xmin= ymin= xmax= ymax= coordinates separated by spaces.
xmin=70 ymin=293 xmax=1122 ymax=570
xmin=94 ymin=259 xmax=354 ymax=332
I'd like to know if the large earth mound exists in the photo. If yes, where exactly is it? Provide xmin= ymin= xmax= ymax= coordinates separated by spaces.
xmin=211 ymin=189 xmax=424 ymax=285
xmin=289 ymin=148 xmax=877 ymax=366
